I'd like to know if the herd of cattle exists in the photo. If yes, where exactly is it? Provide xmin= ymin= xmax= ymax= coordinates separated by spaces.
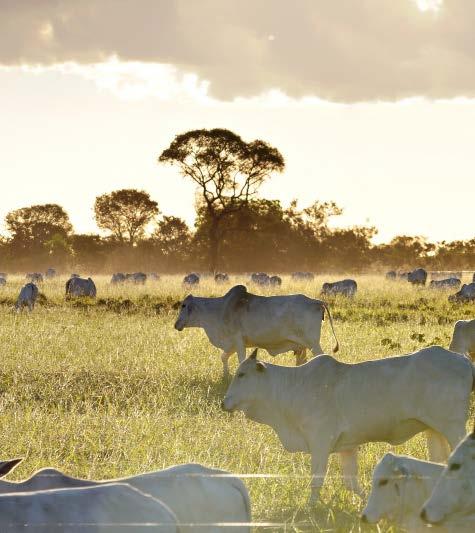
xmin=1 ymin=268 xmax=475 ymax=530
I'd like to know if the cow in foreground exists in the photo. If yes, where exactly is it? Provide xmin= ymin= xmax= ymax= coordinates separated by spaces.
xmin=362 ymin=453 xmax=444 ymax=530
xmin=65 ymin=276 xmax=97 ymax=298
xmin=222 ymin=346 xmax=474 ymax=504
xmin=449 ymin=282 xmax=475 ymax=303
xmin=175 ymin=285 xmax=339 ymax=376
xmin=450 ymin=319 xmax=475 ymax=359
xmin=0 ymin=483 xmax=178 ymax=533
xmin=15 ymin=283 xmax=38 ymax=312
xmin=421 ymin=429 xmax=475 ymax=528
xmin=0 ymin=459 xmax=251 ymax=533
xmin=408 ymin=268 xmax=427 ymax=286
xmin=321 ymin=279 xmax=357 ymax=297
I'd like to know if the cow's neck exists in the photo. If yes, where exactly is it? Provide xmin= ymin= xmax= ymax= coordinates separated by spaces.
xmin=192 ymin=296 xmax=225 ymax=328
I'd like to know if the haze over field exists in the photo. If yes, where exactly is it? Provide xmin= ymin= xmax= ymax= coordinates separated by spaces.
xmin=0 ymin=0 xmax=474 ymax=243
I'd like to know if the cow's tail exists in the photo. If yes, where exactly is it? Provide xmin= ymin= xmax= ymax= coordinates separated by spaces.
xmin=321 ymin=301 xmax=339 ymax=354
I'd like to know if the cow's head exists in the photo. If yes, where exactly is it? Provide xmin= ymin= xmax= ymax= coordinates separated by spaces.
xmin=362 ymin=453 xmax=410 ymax=524
xmin=421 ymin=432 xmax=475 ymax=525
xmin=174 ymin=295 xmax=196 ymax=331
xmin=0 ymin=459 xmax=22 ymax=479
xmin=222 ymin=349 xmax=266 ymax=414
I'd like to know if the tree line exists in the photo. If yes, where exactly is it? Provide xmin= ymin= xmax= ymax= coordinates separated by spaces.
xmin=1 ymin=128 xmax=473 ymax=274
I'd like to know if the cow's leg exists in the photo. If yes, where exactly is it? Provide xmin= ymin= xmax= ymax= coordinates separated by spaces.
xmin=308 ymin=447 xmax=330 ymax=505
xmin=311 ymin=342 xmax=324 ymax=356
xmin=339 ymin=449 xmax=362 ymax=496
xmin=235 ymin=338 xmax=247 ymax=363
xmin=443 ymin=422 xmax=467 ymax=451
xmin=220 ymin=351 xmax=234 ymax=378
xmin=294 ymin=348 xmax=307 ymax=366
xmin=426 ymin=429 xmax=450 ymax=463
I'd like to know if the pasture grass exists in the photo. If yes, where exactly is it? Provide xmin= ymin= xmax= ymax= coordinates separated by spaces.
xmin=0 ymin=274 xmax=474 ymax=531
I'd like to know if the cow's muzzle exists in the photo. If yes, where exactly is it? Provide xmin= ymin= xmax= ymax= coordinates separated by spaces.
xmin=420 ymin=508 xmax=443 ymax=525
xmin=174 ymin=321 xmax=184 ymax=331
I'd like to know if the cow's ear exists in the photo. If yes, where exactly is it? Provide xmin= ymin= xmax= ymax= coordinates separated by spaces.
xmin=256 ymin=361 xmax=267 ymax=372
xmin=0 ymin=458 xmax=23 ymax=478
xmin=249 ymin=349 xmax=258 ymax=360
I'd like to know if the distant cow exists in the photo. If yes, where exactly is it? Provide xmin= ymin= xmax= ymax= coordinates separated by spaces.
xmin=399 ymin=272 xmax=410 ymax=280
xmin=223 ymin=346 xmax=474 ymax=503
xmin=0 ymin=277 xmax=6 ymax=287
xmin=420 ymin=430 xmax=475 ymax=527
xmin=183 ymin=273 xmax=200 ymax=287
xmin=429 ymin=278 xmax=461 ymax=290
xmin=292 ymin=272 xmax=314 ymax=282
xmin=385 ymin=271 xmax=397 ymax=280
xmin=0 ymin=272 xmax=6 ymax=279
xmin=111 ymin=272 xmax=126 ymax=284
xmin=175 ymin=284 xmax=339 ymax=376
xmin=215 ymin=273 xmax=229 ymax=283
xmin=408 ymin=268 xmax=427 ymax=286
xmin=251 ymin=272 xmax=270 ymax=286
xmin=26 ymin=272 xmax=43 ymax=283
xmin=449 ymin=283 xmax=475 ymax=303
xmin=362 ymin=453 xmax=443 ymax=530
xmin=321 ymin=279 xmax=357 ymax=297
xmin=269 ymin=275 xmax=282 ymax=287
xmin=126 ymin=272 xmax=147 ymax=284
xmin=149 ymin=272 xmax=160 ymax=281
xmin=15 ymin=283 xmax=39 ymax=312
xmin=66 ymin=277 xmax=96 ymax=298
xmin=45 ymin=268 xmax=57 ymax=279
xmin=70 ymin=273 xmax=80 ymax=278
xmin=0 ymin=459 xmax=251 ymax=533
xmin=473 ymin=273 xmax=475 ymax=283
xmin=450 ymin=320 xmax=475 ymax=359
xmin=0 ymin=483 xmax=178 ymax=533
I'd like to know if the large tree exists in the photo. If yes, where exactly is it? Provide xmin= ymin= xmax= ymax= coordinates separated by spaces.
xmin=158 ymin=128 xmax=285 ymax=271
xmin=94 ymin=189 xmax=159 ymax=245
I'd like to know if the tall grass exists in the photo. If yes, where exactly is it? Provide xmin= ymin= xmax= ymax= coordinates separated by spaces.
xmin=0 ymin=274 xmax=473 ymax=531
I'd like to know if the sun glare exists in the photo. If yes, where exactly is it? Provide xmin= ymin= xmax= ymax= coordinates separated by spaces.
xmin=416 ymin=0 xmax=443 ymax=12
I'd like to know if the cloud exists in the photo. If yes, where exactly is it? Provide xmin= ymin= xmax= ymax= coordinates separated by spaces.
xmin=1 ymin=0 xmax=475 ymax=101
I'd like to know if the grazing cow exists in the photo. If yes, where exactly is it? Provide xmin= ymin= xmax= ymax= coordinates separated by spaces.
xmin=362 ymin=453 xmax=443 ymax=530
xmin=222 ymin=346 xmax=474 ymax=504
xmin=0 ymin=459 xmax=251 ymax=533
xmin=0 ymin=277 xmax=6 ymax=286
xmin=126 ymin=272 xmax=147 ymax=284
xmin=214 ymin=272 xmax=229 ymax=283
xmin=449 ymin=283 xmax=475 ymax=303
xmin=45 ymin=268 xmax=57 ymax=279
xmin=15 ymin=283 xmax=38 ymax=312
xmin=430 ymin=278 xmax=461 ymax=290
xmin=175 ymin=285 xmax=339 ymax=376
xmin=183 ymin=273 xmax=200 ymax=287
xmin=385 ymin=271 xmax=397 ymax=280
xmin=407 ymin=268 xmax=427 ymax=286
xmin=291 ymin=272 xmax=314 ymax=282
xmin=420 ymin=430 xmax=475 ymax=527
xmin=450 ymin=320 xmax=475 ymax=359
xmin=26 ymin=272 xmax=43 ymax=283
xmin=321 ymin=279 xmax=357 ymax=297
xmin=0 ymin=483 xmax=178 ymax=533
xmin=269 ymin=275 xmax=282 ymax=287
xmin=251 ymin=272 xmax=270 ymax=286
xmin=111 ymin=272 xmax=126 ymax=284
xmin=65 ymin=277 xmax=97 ymax=298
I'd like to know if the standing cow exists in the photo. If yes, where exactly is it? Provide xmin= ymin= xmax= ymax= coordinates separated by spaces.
xmin=430 ymin=278 xmax=461 ymax=290
xmin=449 ymin=283 xmax=475 ymax=303
xmin=15 ymin=283 xmax=38 ymax=312
xmin=251 ymin=273 xmax=270 ymax=286
xmin=321 ymin=279 xmax=357 ymax=297
xmin=111 ymin=272 xmax=126 ymax=284
xmin=408 ymin=268 xmax=427 ymax=286
xmin=269 ymin=275 xmax=282 ymax=287
xmin=385 ymin=271 xmax=397 ymax=280
xmin=215 ymin=273 xmax=229 ymax=283
xmin=65 ymin=277 xmax=96 ymax=298
xmin=175 ymin=285 xmax=339 ymax=376
xmin=183 ymin=273 xmax=200 ymax=287
xmin=223 ymin=346 xmax=474 ymax=504
xmin=450 ymin=319 xmax=475 ymax=359
xmin=0 ymin=277 xmax=6 ymax=287
xmin=26 ymin=272 xmax=43 ymax=283
xmin=45 ymin=268 xmax=57 ymax=279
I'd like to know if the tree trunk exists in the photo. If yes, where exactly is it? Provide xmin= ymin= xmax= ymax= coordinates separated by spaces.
xmin=209 ymin=219 xmax=220 ymax=273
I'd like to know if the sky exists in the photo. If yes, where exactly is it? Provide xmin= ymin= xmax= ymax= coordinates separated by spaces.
xmin=0 ymin=0 xmax=473 ymax=244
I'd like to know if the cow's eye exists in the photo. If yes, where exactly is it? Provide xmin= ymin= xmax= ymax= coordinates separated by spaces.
xmin=378 ymin=479 xmax=388 ymax=487
xmin=237 ymin=372 xmax=245 ymax=378
xmin=181 ymin=304 xmax=186 ymax=308
xmin=450 ymin=463 xmax=461 ymax=471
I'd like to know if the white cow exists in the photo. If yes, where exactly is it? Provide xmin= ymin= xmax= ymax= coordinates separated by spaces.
xmin=362 ymin=453 xmax=444 ymax=530
xmin=449 ymin=283 xmax=475 ymax=303
xmin=0 ymin=459 xmax=251 ymax=533
xmin=65 ymin=276 xmax=97 ymax=298
xmin=421 ymin=430 xmax=475 ymax=528
xmin=222 ymin=346 xmax=474 ymax=504
xmin=450 ymin=320 xmax=475 ymax=359
xmin=174 ymin=285 xmax=339 ymax=376
xmin=15 ymin=283 xmax=38 ymax=312
xmin=321 ymin=279 xmax=357 ymax=297
xmin=183 ymin=273 xmax=200 ymax=287
xmin=111 ymin=272 xmax=126 ymax=284
xmin=430 ymin=278 xmax=461 ymax=290
xmin=408 ymin=268 xmax=427 ymax=286
xmin=0 ymin=277 xmax=6 ymax=286
xmin=0 ymin=483 xmax=178 ymax=532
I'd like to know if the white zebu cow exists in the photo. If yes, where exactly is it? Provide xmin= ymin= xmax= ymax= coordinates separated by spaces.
xmin=430 ymin=278 xmax=461 ymax=290
xmin=15 ymin=283 xmax=38 ymax=312
xmin=449 ymin=283 xmax=475 ymax=303
xmin=321 ymin=279 xmax=357 ymax=297
xmin=45 ymin=267 xmax=57 ymax=279
xmin=183 ymin=273 xmax=200 ymax=287
xmin=222 ymin=346 xmax=474 ymax=504
xmin=408 ymin=268 xmax=427 ymax=286
xmin=362 ymin=453 xmax=444 ymax=530
xmin=421 ymin=430 xmax=475 ymax=528
xmin=0 ymin=277 xmax=6 ymax=286
xmin=111 ymin=272 xmax=126 ymax=284
xmin=0 ymin=459 xmax=251 ymax=533
xmin=26 ymin=272 xmax=43 ymax=283
xmin=174 ymin=285 xmax=339 ymax=375
xmin=65 ymin=276 xmax=97 ymax=298
xmin=126 ymin=272 xmax=147 ymax=284
xmin=0 ymin=483 xmax=178 ymax=533
xmin=450 ymin=320 xmax=475 ymax=359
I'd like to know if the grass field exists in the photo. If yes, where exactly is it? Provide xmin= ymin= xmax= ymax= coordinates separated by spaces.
xmin=0 ymin=274 xmax=474 ymax=531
